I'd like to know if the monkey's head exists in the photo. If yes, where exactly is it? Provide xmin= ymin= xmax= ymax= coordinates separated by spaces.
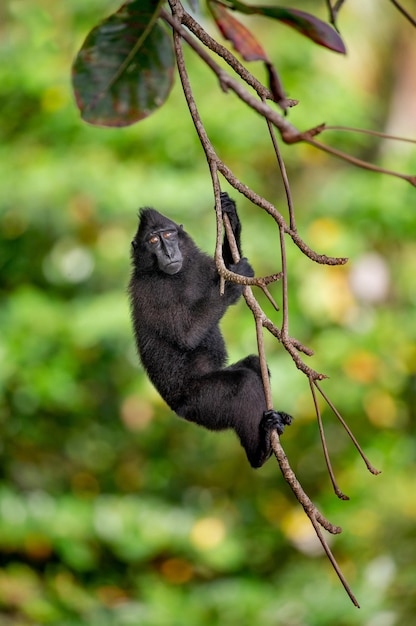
xmin=132 ymin=208 xmax=184 ymax=275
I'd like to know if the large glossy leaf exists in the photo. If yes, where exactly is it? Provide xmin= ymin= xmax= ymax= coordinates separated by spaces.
xmin=222 ymin=0 xmax=346 ymax=54
xmin=72 ymin=0 xmax=175 ymax=127
xmin=208 ymin=1 xmax=268 ymax=62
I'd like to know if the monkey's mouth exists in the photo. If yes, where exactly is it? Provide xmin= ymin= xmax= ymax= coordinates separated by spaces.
xmin=165 ymin=261 xmax=182 ymax=275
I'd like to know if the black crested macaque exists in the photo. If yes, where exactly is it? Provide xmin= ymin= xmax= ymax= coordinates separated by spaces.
xmin=129 ymin=193 xmax=292 ymax=467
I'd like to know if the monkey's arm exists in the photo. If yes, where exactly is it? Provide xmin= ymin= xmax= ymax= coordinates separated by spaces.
xmin=220 ymin=192 xmax=243 ymax=268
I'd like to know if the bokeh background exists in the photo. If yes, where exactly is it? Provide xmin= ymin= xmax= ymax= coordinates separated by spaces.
xmin=1 ymin=1 xmax=416 ymax=624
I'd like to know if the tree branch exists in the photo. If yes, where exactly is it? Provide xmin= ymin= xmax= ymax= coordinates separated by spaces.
xmin=167 ymin=0 xmax=383 ymax=606
xmin=163 ymin=2 xmax=416 ymax=185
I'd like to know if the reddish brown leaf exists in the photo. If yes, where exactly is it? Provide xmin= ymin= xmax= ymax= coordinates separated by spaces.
xmin=208 ymin=1 xmax=268 ymax=62
xmin=226 ymin=0 xmax=346 ymax=54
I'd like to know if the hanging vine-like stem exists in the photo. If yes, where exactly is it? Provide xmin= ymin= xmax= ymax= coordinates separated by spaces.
xmin=167 ymin=0 xmax=384 ymax=608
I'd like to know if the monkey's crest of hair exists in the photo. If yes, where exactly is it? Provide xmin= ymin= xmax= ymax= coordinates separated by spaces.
xmin=138 ymin=208 xmax=179 ymax=238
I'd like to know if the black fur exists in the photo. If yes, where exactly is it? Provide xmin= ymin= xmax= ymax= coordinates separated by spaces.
xmin=129 ymin=193 xmax=292 ymax=467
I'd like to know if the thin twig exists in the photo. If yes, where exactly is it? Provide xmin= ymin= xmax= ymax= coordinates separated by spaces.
xmin=254 ymin=308 xmax=274 ymax=409
xmin=326 ymin=0 xmax=337 ymax=29
xmin=315 ymin=381 xmax=382 ymax=476
xmin=390 ymin=0 xmax=416 ymax=27
xmin=304 ymin=137 xmax=416 ymax=187
xmin=324 ymin=125 xmax=416 ymax=143
xmin=271 ymin=431 xmax=360 ymax=608
xmin=279 ymin=224 xmax=289 ymax=339
xmin=309 ymin=378 xmax=349 ymax=500
xmin=310 ymin=513 xmax=360 ymax=608
xmin=259 ymin=284 xmax=281 ymax=311
xmin=328 ymin=0 xmax=347 ymax=29
xmin=262 ymin=96 xmax=297 ymax=231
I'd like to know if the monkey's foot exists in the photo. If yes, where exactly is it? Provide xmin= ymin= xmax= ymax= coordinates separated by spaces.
xmin=261 ymin=409 xmax=293 ymax=436
xmin=255 ymin=410 xmax=293 ymax=467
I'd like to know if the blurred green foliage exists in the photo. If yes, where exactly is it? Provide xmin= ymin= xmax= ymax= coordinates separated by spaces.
xmin=1 ymin=1 xmax=416 ymax=624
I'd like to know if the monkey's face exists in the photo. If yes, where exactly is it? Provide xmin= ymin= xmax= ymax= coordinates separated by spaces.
xmin=146 ymin=228 xmax=183 ymax=274
xmin=131 ymin=208 xmax=184 ymax=275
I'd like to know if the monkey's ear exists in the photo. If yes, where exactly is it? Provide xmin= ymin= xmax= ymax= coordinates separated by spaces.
xmin=131 ymin=239 xmax=138 ymax=249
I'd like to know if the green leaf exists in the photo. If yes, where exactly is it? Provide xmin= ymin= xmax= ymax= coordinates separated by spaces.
xmin=71 ymin=0 xmax=175 ymax=127
xmin=222 ymin=0 xmax=346 ymax=54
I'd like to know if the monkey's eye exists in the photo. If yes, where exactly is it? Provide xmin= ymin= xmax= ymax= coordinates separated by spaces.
xmin=149 ymin=235 xmax=159 ymax=244
xmin=163 ymin=231 xmax=172 ymax=240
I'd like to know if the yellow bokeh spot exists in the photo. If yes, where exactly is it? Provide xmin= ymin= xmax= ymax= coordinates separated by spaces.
xmin=281 ymin=508 xmax=315 ymax=543
xmin=190 ymin=517 xmax=226 ymax=550
xmin=308 ymin=218 xmax=343 ymax=250
xmin=299 ymin=265 xmax=355 ymax=324
xmin=343 ymin=350 xmax=381 ymax=383
xmin=364 ymin=390 xmax=398 ymax=428
xmin=281 ymin=508 xmax=322 ymax=555
xmin=325 ymin=267 xmax=355 ymax=322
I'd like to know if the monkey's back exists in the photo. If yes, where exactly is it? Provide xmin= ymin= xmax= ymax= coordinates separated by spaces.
xmin=129 ymin=265 xmax=228 ymax=411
